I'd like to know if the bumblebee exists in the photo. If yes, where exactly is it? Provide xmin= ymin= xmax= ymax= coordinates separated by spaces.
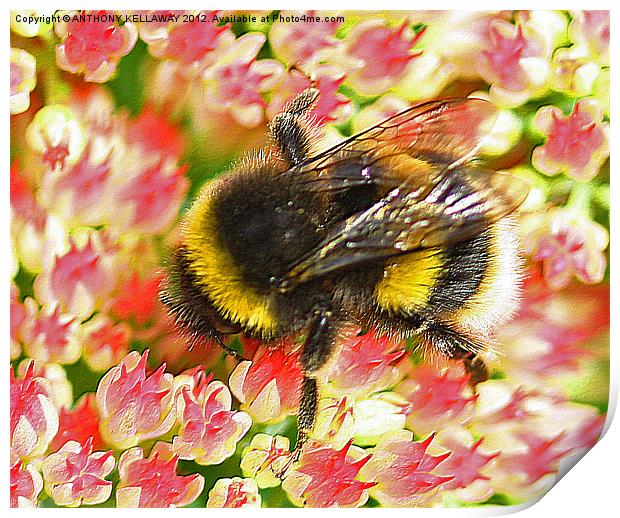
xmin=161 ymin=88 xmax=528 ymax=453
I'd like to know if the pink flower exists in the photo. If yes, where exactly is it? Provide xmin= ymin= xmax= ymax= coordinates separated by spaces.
xmin=532 ymin=99 xmax=609 ymax=181
xmin=116 ymin=442 xmax=204 ymax=507
xmin=240 ymin=434 xmax=292 ymax=489
xmin=172 ymin=369 xmax=251 ymax=465
xmin=10 ymin=47 xmax=36 ymax=115
xmin=282 ymin=439 xmax=375 ymax=507
xmin=229 ymin=344 xmax=303 ymax=423
xmin=203 ymin=33 xmax=284 ymax=127
xmin=96 ymin=350 xmax=179 ymax=449
xmin=494 ymin=270 xmax=607 ymax=383
xmin=550 ymin=46 xmax=601 ymax=97
xmin=139 ymin=11 xmax=231 ymax=71
xmin=10 ymin=361 xmax=59 ymax=459
xmin=11 ymin=172 xmax=69 ymax=274
xmin=25 ymin=105 xmax=86 ymax=172
xmin=118 ymin=159 xmax=189 ymax=234
xmin=478 ymin=20 xmax=551 ymax=107
xmin=471 ymin=381 xmax=539 ymax=435
xmin=522 ymin=207 xmax=608 ymax=289
xmin=493 ymin=432 xmax=570 ymax=487
xmin=50 ymin=394 xmax=104 ymax=453
xmin=269 ymin=11 xmax=342 ymax=65
xmin=42 ymin=143 xmax=114 ymax=226
xmin=569 ymin=10 xmax=609 ymax=66
xmin=312 ymin=397 xmax=355 ymax=449
xmin=10 ymin=460 xmax=43 ymax=508
xmin=41 ymin=437 xmax=115 ymax=507
xmin=111 ymin=272 xmax=162 ymax=327
xmin=16 ymin=360 xmax=73 ymax=411
xmin=126 ymin=105 xmax=186 ymax=158
xmin=10 ymin=161 xmax=46 ymax=233
xmin=82 ymin=315 xmax=131 ymax=372
xmin=207 ymin=477 xmax=261 ymax=508
xmin=325 ymin=330 xmax=405 ymax=398
xmin=20 ymin=298 xmax=81 ymax=365
xmin=431 ymin=430 xmax=499 ymax=503
xmin=397 ymin=363 xmax=476 ymax=435
xmin=359 ymin=432 xmax=452 ymax=507
xmin=344 ymin=19 xmax=424 ymax=96
xmin=54 ymin=10 xmax=137 ymax=82
xmin=34 ymin=236 xmax=117 ymax=319
xmin=556 ymin=411 xmax=605 ymax=454
xmin=513 ymin=268 xmax=609 ymax=344
xmin=351 ymin=393 xmax=407 ymax=446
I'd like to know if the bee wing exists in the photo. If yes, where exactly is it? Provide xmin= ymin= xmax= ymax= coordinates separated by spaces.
xmin=277 ymin=166 xmax=528 ymax=290
xmin=284 ymin=98 xmax=498 ymax=178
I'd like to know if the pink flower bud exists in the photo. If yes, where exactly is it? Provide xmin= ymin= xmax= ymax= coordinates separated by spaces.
xmin=312 ymin=396 xmax=355 ymax=449
xmin=16 ymin=360 xmax=73 ymax=410
xmin=118 ymin=159 xmax=189 ymax=234
xmin=19 ymin=298 xmax=81 ymax=365
xmin=203 ymin=33 xmax=284 ymax=128
xmin=10 ymin=459 xmax=43 ymax=508
xmin=229 ymin=344 xmax=303 ymax=423
xmin=397 ymin=363 xmax=476 ymax=435
xmin=430 ymin=429 xmax=499 ymax=504
xmin=172 ymin=369 xmax=251 ymax=465
xmin=82 ymin=315 xmax=131 ymax=372
xmin=282 ymin=439 xmax=375 ymax=507
xmin=41 ymin=437 xmax=115 ymax=507
xmin=522 ymin=207 xmax=608 ymax=289
xmin=325 ymin=330 xmax=405 ymax=398
xmin=10 ymin=361 xmax=59 ymax=459
xmin=569 ymin=10 xmax=609 ymax=66
xmin=111 ymin=272 xmax=162 ymax=327
xmin=240 ymin=434 xmax=291 ymax=489
xmin=359 ymin=432 xmax=452 ymax=507
xmin=207 ymin=477 xmax=261 ymax=508
xmin=10 ymin=47 xmax=36 ymax=115
xmin=96 ymin=350 xmax=178 ymax=449
xmin=25 ymin=105 xmax=86 ymax=172
xmin=116 ymin=442 xmax=204 ymax=507
xmin=34 ymin=236 xmax=117 ymax=319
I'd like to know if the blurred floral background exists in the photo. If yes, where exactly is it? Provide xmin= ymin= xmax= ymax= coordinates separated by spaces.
xmin=10 ymin=10 xmax=610 ymax=508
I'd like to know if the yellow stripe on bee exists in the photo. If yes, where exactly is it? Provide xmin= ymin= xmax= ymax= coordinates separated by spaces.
xmin=375 ymin=248 xmax=443 ymax=315
xmin=182 ymin=187 xmax=278 ymax=337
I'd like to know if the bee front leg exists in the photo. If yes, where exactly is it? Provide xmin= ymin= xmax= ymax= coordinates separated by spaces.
xmin=297 ymin=308 xmax=335 ymax=447
xmin=278 ymin=309 xmax=336 ymax=476
xmin=269 ymin=87 xmax=320 ymax=166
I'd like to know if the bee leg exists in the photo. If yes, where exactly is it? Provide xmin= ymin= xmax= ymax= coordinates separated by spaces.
xmin=462 ymin=354 xmax=489 ymax=386
xmin=277 ymin=310 xmax=336 ymax=478
xmin=269 ymin=88 xmax=320 ymax=166
xmin=418 ymin=318 xmax=489 ymax=386
xmin=212 ymin=333 xmax=247 ymax=362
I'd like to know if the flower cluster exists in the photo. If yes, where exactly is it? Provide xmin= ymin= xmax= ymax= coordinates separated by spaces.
xmin=11 ymin=9 xmax=608 ymax=508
